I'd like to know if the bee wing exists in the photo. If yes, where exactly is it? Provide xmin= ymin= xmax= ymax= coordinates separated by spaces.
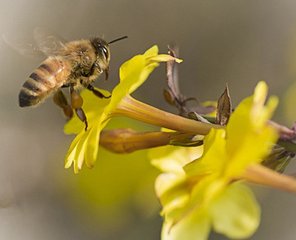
xmin=2 ymin=27 xmax=67 ymax=58
xmin=2 ymin=33 xmax=45 ymax=58
xmin=33 ymin=27 xmax=66 ymax=56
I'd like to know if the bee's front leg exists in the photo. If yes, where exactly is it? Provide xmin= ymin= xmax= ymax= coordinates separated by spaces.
xmin=104 ymin=66 xmax=109 ymax=81
xmin=53 ymin=89 xmax=73 ymax=119
xmin=86 ymin=84 xmax=111 ymax=99
xmin=70 ymin=86 xmax=88 ymax=130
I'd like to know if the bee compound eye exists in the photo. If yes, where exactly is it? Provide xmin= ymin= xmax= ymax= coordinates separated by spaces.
xmin=101 ymin=46 xmax=109 ymax=59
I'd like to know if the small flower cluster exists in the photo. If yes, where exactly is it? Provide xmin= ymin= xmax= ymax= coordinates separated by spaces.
xmin=155 ymin=82 xmax=278 ymax=239
xmin=64 ymin=46 xmax=296 ymax=239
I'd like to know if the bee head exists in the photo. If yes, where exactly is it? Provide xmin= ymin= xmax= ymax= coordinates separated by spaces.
xmin=91 ymin=36 xmax=127 ymax=71
xmin=91 ymin=38 xmax=110 ymax=66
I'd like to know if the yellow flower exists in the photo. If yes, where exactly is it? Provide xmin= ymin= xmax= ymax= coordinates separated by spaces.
xmin=64 ymin=46 xmax=181 ymax=173
xmin=156 ymin=82 xmax=279 ymax=240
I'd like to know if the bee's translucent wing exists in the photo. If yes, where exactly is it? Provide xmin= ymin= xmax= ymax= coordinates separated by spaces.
xmin=2 ymin=33 xmax=45 ymax=58
xmin=2 ymin=27 xmax=67 ymax=58
xmin=33 ymin=27 xmax=66 ymax=56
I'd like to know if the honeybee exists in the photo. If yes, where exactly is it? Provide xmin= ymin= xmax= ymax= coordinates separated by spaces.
xmin=9 ymin=28 xmax=127 ymax=129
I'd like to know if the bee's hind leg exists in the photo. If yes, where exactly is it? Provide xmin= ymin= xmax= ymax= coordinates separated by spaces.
xmin=53 ymin=89 xmax=73 ymax=119
xmin=86 ymin=84 xmax=111 ymax=99
xmin=70 ymin=86 xmax=88 ymax=131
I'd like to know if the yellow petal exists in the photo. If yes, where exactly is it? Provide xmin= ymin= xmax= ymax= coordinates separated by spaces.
xmin=65 ymin=131 xmax=84 ymax=168
xmin=162 ymin=207 xmax=211 ymax=240
xmin=148 ymin=54 xmax=183 ymax=63
xmin=209 ymin=182 xmax=260 ymax=239
xmin=143 ymin=45 xmax=159 ymax=57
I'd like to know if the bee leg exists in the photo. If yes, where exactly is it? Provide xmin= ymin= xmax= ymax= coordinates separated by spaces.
xmin=104 ymin=66 xmax=109 ymax=81
xmin=76 ymin=108 xmax=88 ymax=131
xmin=61 ymin=83 xmax=71 ymax=88
xmin=70 ymin=87 xmax=88 ymax=130
xmin=53 ymin=90 xmax=73 ymax=119
xmin=86 ymin=84 xmax=111 ymax=99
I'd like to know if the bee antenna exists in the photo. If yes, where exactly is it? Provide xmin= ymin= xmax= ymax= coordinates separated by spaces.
xmin=108 ymin=36 xmax=128 ymax=44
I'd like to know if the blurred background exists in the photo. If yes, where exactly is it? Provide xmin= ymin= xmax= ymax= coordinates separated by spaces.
xmin=1 ymin=1 xmax=296 ymax=239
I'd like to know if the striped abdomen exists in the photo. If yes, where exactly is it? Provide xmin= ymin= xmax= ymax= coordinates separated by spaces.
xmin=19 ymin=56 xmax=71 ymax=107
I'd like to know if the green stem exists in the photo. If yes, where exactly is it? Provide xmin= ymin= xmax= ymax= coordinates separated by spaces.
xmin=100 ymin=129 xmax=173 ymax=153
xmin=113 ymin=95 xmax=222 ymax=135
xmin=100 ymin=129 xmax=202 ymax=153
xmin=243 ymin=164 xmax=296 ymax=193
